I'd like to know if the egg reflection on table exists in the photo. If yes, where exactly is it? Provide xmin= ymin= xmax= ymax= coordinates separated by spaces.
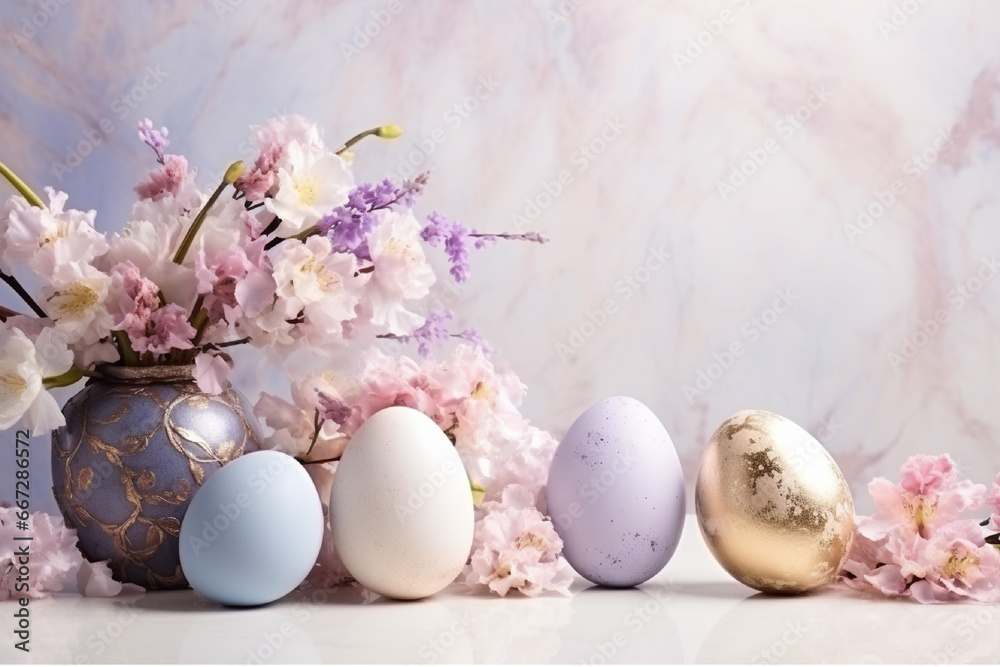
xmin=695 ymin=409 xmax=855 ymax=594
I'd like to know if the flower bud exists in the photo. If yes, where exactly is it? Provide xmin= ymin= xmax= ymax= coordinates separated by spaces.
xmin=376 ymin=125 xmax=403 ymax=139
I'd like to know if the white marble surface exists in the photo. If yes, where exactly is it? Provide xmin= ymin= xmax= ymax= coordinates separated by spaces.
xmin=3 ymin=1 xmax=1000 ymax=514
xmin=3 ymin=515 xmax=999 ymax=664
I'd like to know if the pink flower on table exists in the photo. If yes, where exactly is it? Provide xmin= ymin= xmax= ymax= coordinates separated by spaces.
xmin=130 ymin=304 xmax=196 ymax=355
xmin=464 ymin=484 xmax=573 ymax=598
xmin=0 ymin=507 xmax=79 ymax=599
xmin=0 ymin=507 xmax=142 ymax=599
xmin=134 ymin=155 xmax=191 ymax=202
xmin=906 ymin=521 xmax=1000 ymax=603
xmin=861 ymin=454 xmax=984 ymax=542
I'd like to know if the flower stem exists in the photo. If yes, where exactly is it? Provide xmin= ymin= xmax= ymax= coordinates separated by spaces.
xmin=0 ymin=271 xmax=46 ymax=317
xmin=172 ymin=160 xmax=244 ymax=265
xmin=0 ymin=161 xmax=50 ymax=317
xmin=113 ymin=331 xmax=140 ymax=365
xmin=0 ymin=159 xmax=45 ymax=208
xmin=43 ymin=367 xmax=84 ymax=389
xmin=335 ymin=125 xmax=403 ymax=155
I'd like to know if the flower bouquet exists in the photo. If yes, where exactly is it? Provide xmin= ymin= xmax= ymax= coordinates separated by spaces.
xmin=0 ymin=114 xmax=565 ymax=597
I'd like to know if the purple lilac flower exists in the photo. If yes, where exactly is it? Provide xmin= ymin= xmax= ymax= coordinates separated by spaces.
xmin=409 ymin=309 xmax=453 ymax=358
xmin=454 ymin=327 xmax=494 ymax=356
xmin=421 ymin=212 xmax=549 ymax=283
xmin=379 ymin=310 xmax=494 ymax=359
xmin=138 ymin=118 xmax=170 ymax=164
xmin=318 ymin=174 xmax=428 ymax=260
xmin=317 ymin=392 xmax=352 ymax=425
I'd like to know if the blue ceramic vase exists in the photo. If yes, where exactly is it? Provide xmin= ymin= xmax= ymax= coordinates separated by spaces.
xmin=51 ymin=364 xmax=262 ymax=589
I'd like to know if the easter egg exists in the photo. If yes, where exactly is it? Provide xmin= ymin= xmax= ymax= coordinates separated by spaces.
xmin=546 ymin=396 xmax=686 ymax=587
xmin=178 ymin=450 xmax=323 ymax=606
xmin=330 ymin=406 xmax=474 ymax=599
xmin=695 ymin=409 xmax=855 ymax=594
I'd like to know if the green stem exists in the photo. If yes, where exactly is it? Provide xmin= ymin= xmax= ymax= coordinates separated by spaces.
xmin=0 ymin=159 xmax=45 ymax=208
xmin=172 ymin=161 xmax=244 ymax=265
xmin=190 ymin=308 xmax=210 ymax=347
xmin=43 ymin=367 xmax=84 ymax=389
xmin=113 ymin=331 xmax=139 ymax=366
xmin=335 ymin=124 xmax=402 ymax=155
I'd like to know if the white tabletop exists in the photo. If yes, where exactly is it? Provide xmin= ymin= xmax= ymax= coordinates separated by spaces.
xmin=4 ymin=515 xmax=999 ymax=664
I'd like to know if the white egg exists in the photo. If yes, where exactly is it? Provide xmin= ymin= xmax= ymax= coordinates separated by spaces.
xmin=330 ymin=406 xmax=474 ymax=599
xmin=179 ymin=450 xmax=323 ymax=606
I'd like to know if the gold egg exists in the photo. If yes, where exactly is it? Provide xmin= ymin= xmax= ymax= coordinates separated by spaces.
xmin=695 ymin=409 xmax=855 ymax=594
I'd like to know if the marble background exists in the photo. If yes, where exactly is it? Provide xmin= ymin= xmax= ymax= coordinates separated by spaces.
xmin=2 ymin=0 xmax=1000 ymax=515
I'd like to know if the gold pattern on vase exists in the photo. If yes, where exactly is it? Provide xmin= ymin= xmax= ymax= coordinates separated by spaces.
xmin=695 ymin=409 xmax=855 ymax=594
xmin=51 ymin=366 xmax=263 ymax=589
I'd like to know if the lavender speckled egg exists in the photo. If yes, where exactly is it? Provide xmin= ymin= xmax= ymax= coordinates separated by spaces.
xmin=546 ymin=396 xmax=685 ymax=587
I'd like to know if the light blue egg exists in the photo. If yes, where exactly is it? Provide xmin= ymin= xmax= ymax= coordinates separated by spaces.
xmin=179 ymin=450 xmax=323 ymax=606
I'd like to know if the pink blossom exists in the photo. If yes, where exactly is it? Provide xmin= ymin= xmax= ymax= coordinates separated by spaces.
xmin=107 ymin=261 xmax=160 ymax=334
xmin=861 ymin=454 xmax=984 ymax=541
xmin=134 ymin=155 xmax=191 ymax=201
xmin=195 ymin=243 xmax=253 ymax=326
xmin=906 ymin=521 xmax=1000 ymax=603
xmin=464 ymin=484 xmax=573 ymax=597
xmin=837 ymin=453 xmax=998 ymax=603
xmin=130 ymin=304 xmax=196 ymax=355
xmin=253 ymin=373 xmax=349 ymax=461
xmin=77 ymin=560 xmax=142 ymax=597
xmin=0 ymin=507 xmax=78 ymax=599
xmin=986 ymin=473 xmax=1000 ymax=531
xmin=193 ymin=351 xmax=231 ymax=395
xmin=235 ymin=143 xmax=282 ymax=201
xmin=0 ymin=507 xmax=140 ymax=599
xmin=340 ymin=347 xmax=447 ymax=435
